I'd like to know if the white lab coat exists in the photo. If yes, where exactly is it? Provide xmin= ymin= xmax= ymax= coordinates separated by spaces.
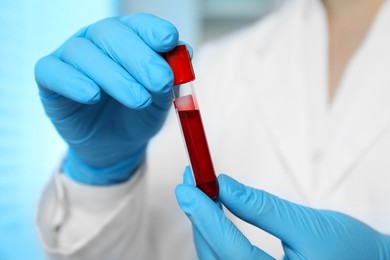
xmin=36 ymin=0 xmax=390 ymax=259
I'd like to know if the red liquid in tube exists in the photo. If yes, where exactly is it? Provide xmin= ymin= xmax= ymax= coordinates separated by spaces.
xmin=164 ymin=45 xmax=219 ymax=199
xmin=174 ymin=95 xmax=219 ymax=199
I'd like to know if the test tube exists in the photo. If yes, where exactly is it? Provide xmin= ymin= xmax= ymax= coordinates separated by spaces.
xmin=163 ymin=45 xmax=219 ymax=200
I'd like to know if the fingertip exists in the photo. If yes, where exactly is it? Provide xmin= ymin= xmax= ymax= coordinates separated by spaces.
xmin=35 ymin=55 xmax=102 ymax=104
xmin=148 ymin=59 xmax=174 ymax=93
xmin=34 ymin=55 xmax=51 ymax=85
xmin=146 ymin=15 xmax=178 ymax=52
xmin=124 ymin=83 xmax=152 ymax=109
xmin=217 ymin=174 xmax=229 ymax=182
xmin=154 ymin=23 xmax=179 ymax=52
xmin=218 ymin=174 xmax=249 ymax=204
xmin=218 ymin=174 xmax=239 ymax=189
xmin=67 ymin=78 xmax=102 ymax=104
xmin=175 ymin=184 xmax=186 ymax=200
xmin=134 ymin=95 xmax=152 ymax=109
xmin=183 ymin=166 xmax=195 ymax=185
xmin=121 ymin=13 xmax=179 ymax=53
xmin=86 ymin=90 xmax=101 ymax=104
xmin=175 ymin=184 xmax=198 ymax=214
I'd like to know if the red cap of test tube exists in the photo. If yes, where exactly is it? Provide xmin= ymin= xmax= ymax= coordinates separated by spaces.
xmin=162 ymin=45 xmax=195 ymax=86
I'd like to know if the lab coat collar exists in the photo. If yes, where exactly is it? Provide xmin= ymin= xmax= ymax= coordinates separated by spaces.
xmin=243 ymin=0 xmax=390 ymax=201
xmin=317 ymin=0 xmax=390 ymax=197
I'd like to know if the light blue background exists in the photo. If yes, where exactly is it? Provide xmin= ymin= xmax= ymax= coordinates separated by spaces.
xmin=0 ymin=1 xmax=114 ymax=258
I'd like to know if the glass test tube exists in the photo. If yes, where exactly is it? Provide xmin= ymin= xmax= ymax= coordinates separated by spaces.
xmin=163 ymin=45 xmax=219 ymax=199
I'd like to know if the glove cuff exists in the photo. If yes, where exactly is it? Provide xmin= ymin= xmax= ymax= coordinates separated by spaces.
xmin=62 ymin=148 xmax=146 ymax=185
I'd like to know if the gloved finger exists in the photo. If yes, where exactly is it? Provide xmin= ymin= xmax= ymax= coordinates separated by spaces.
xmin=119 ymin=13 xmax=178 ymax=53
xmin=34 ymin=55 xmax=100 ymax=104
xmin=183 ymin=166 xmax=195 ymax=185
xmin=192 ymin=224 xmax=219 ymax=260
xmin=181 ymin=167 xmax=217 ymax=259
xmin=218 ymin=175 xmax=320 ymax=247
xmin=60 ymin=37 xmax=151 ymax=109
xmin=175 ymin=184 xmax=273 ymax=260
xmin=51 ymin=27 xmax=87 ymax=57
xmin=84 ymin=16 xmax=174 ymax=94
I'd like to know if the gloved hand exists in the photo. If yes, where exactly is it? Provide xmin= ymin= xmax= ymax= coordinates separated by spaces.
xmin=35 ymin=13 xmax=180 ymax=185
xmin=176 ymin=168 xmax=390 ymax=259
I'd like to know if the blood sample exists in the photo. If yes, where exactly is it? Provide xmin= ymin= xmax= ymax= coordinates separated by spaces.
xmin=163 ymin=45 xmax=219 ymax=199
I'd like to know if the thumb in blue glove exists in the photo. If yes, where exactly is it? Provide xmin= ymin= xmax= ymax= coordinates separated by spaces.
xmin=176 ymin=168 xmax=390 ymax=259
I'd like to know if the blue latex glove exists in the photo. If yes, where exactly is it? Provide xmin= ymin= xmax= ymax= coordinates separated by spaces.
xmin=176 ymin=168 xmax=390 ymax=259
xmin=35 ymin=13 xmax=180 ymax=185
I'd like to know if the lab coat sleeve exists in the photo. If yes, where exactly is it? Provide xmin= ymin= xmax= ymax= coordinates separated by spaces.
xmin=36 ymin=162 xmax=150 ymax=259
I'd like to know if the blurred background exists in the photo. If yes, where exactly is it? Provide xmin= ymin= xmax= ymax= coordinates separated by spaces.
xmin=0 ymin=0 xmax=271 ymax=259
